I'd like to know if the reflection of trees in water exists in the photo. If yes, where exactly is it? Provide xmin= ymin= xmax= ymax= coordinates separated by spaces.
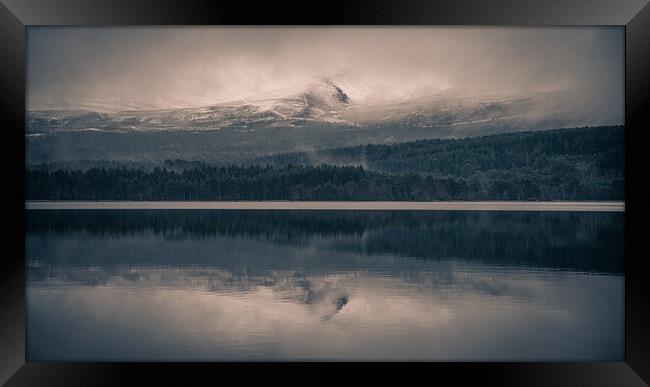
xmin=27 ymin=210 xmax=623 ymax=273
xmin=356 ymin=213 xmax=623 ymax=273
xmin=28 ymin=210 xmax=369 ymax=239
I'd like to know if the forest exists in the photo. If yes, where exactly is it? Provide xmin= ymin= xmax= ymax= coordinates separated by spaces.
xmin=26 ymin=126 xmax=624 ymax=201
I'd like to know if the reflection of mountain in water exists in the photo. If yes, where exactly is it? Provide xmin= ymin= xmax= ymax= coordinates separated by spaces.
xmin=27 ymin=265 xmax=358 ymax=321
xmin=27 ymin=260 xmax=583 ymax=323
xmin=27 ymin=210 xmax=623 ymax=273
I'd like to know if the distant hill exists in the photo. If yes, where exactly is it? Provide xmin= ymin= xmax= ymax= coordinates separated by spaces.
xmin=255 ymin=125 xmax=624 ymax=176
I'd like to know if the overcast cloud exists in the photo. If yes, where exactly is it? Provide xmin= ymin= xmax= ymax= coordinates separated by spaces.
xmin=27 ymin=26 xmax=624 ymax=119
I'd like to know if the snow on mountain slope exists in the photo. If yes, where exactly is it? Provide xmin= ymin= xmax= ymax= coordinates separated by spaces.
xmin=341 ymin=89 xmax=574 ymax=128
xmin=27 ymin=69 xmax=580 ymax=135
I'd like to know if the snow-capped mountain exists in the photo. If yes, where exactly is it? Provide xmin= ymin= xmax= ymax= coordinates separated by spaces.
xmin=27 ymin=69 xmax=583 ymax=135
xmin=26 ymin=69 xmax=611 ymax=164
xmin=28 ymin=79 xmax=354 ymax=134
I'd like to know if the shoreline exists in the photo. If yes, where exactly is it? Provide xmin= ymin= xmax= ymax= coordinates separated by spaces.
xmin=25 ymin=201 xmax=625 ymax=212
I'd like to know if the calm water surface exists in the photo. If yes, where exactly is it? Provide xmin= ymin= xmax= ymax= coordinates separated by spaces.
xmin=26 ymin=210 xmax=624 ymax=361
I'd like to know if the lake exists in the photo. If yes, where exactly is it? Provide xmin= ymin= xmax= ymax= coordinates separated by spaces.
xmin=26 ymin=208 xmax=624 ymax=361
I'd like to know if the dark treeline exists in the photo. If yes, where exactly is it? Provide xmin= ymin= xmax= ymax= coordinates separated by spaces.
xmin=26 ymin=163 xmax=621 ymax=200
xmin=27 ymin=210 xmax=624 ymax=273
xmin=27 ymin=126 xmax=624 ymax=201
xmin=257 ymin=125 xmax=624 ymax=176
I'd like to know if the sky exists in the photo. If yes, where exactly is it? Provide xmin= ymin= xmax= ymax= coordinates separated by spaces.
xmin=27 ymin=26 xmax=624 ymax=118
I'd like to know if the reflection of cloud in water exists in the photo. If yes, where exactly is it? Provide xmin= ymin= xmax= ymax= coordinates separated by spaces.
xmin=28 ymin=273 xmax=458 ymax=360
xmin=27 ymin=262 xmax=623 ymax=360
xmin=31 ymin=265 xmax=447 ymax=322
xmin=29 ymin=262 xmax=618 ymax=325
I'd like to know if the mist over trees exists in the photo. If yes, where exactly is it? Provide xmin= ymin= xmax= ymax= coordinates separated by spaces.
xmin=26 ymin=126 xmax=624 ymax=201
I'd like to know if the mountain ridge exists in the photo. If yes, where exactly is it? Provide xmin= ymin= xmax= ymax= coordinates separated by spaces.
xmin=27 ymin=70 xmax=589 ymax=135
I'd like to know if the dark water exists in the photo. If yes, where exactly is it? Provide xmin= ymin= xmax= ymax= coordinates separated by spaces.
xmin=26 ymin=210 xmax=624 ymax=361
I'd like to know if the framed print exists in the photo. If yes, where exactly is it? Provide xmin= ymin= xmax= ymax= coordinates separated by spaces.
xmin=1 ymin=0 xmax=649 ymax=385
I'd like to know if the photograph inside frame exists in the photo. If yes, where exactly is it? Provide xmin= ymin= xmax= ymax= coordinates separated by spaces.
xmin=25 ymin=26 xmax=624 ymax=361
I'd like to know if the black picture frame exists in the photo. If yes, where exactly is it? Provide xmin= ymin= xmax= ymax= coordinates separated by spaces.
xmin=1 ymin=0 xmax=649 ymax=385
